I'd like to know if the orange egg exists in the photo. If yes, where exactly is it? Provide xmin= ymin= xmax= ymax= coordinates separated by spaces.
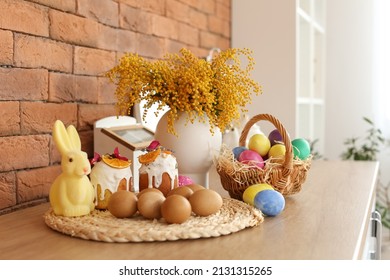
xmin=161 ymin=195 xmax=192 ymax=224
xmin=167 ymin=186 xmax=194 ymax=199
xmin=189 ymin=189 xmax=223 ymax=216
xmin=186 ymin=184 xmax=205 ymax=193
xmin=137 ymin=191 xmax=166 ymax=219
xmin=108 ymin=190 xmax=138 ymax=218
xmin=137 ymin=187 xmax=164 ymax=199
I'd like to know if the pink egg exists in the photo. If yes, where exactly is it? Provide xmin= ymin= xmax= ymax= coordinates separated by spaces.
xmin=178 ymin=175 xmax=193 ymax=186
xmin=238 ymin=150 xmax=265 ymax=169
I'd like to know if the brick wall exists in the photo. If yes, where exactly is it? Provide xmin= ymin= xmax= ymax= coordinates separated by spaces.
xmin=0 ymin=0 xmax=231 ymax=214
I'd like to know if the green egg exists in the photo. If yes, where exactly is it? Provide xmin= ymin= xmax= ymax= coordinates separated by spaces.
xmin=292 ymin=138 xmax=311 ymax=160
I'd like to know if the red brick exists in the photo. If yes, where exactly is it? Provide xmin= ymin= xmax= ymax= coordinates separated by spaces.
xmin=0 ymin=0 xmax=49 ymax=37
xmin=217 ymin=0 xmax=230 ymax=7
xmin=188 ymin=9 xmax=208 ymax=30
xmin=0 ymin=68 xmax=48 ymax=101
xmin=50 ymin=136 xmax=61 ymax=165
xmin=208 ymin=16 xmax=230 ymax=37
xmin=152 ymin=15 xmax=178 ymax=40
xmin=49 ymin=9 xmax=99 ymax=48
xmin=78 ymin=0 xmax=119 ymax=27
xmin=21 ymin=102 xmax=77 ymax=134
xmin=97 ymin=77 xmax=116 ymax=104
xmin=97 ymin=24 xmax=119 ymax=51
xmin=119 ymin=0 xmax=165 ymax=14
xmin=216 ymin=1 xmax=231 ymax=21
xmin=200 ymin=30 xmax=229 ymax=49
xmin=135 ymin=33 xmax=166 ymax=58
xmin=79 ymin=129 xmax=94 ymax=158
xmin=74 ymin=46 xmax=116 ymax=76
xmin=17 ymin=166 xmax=61 ymax=203
xmin=178 ymin=23 xmax=199 ymax=46
xmin=30 ymin=0 xmax=76 ymax=12
xmin=0 ymin=172 xmax=16 ymax=209
xmin=49 ymin=72 xmax=75 ymax=102
xmin=116 ymin=0 xmax=138 ymax=8
xmin=0 ymin=29 xmax=13 ymax=65
xmin=116 ymin=29 xmax=137 ymax=53
xmin=0 ymin=101 xmax=20 ymax=136
xmin=165 ymin=39 xmax=187 ymax=54
xmin=138 ymin=0 xmax=165 ymax=15
xmin=178 ymin=0 xmax=198 ymax=8
xmin=186 ymin=46 xmax=209 ymax=58
xmin=49 ymin=72 xmax=98 ymax=103
xmin=75 ymin=75 xmax=99 ymax=103
xmin=0 ymin=135 xmax=50 ymax=171
xmin=119 ymin=4 xmax=153 ymax=34
xmin=195 ymin=0 xmax=216 ymax=14
xmin=166 ymin=0 xmax=191 ymax=24
xmin=78 ymin=103 xmax=117 ymax=130
xmin=14 ymin=34 xmax=73 ymax=73
xmin=218 ymin=37 xmax=230 ymax=50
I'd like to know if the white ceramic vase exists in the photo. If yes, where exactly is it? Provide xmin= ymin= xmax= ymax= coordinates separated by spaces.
xmin=154 ymin=110 xmax=222 ymax=188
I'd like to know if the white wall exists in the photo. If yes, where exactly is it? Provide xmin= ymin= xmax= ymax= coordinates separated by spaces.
xmin=324 ymin=0 xmax=374 ymax=160
xmin=232 ymin=0 xmax=380 ymax=163
xmin=231 ymin=0 xmax=297 ymax=136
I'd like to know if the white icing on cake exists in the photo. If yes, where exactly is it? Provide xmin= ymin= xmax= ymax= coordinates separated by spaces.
xmin=139 ymin=152 xmax=178 ymax=190
xmin=90 ymin=161 xmax=132 ymax=204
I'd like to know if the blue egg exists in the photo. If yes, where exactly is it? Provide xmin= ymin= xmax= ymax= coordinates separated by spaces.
xmin=232 ymin=146 xmax=247 ymax=160
xmin=254 ymin=189 xmax=285 ymax=216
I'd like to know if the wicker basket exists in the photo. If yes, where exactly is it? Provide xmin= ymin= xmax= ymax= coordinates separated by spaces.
xmin=215 ymin=113 xmax=312 ymax=200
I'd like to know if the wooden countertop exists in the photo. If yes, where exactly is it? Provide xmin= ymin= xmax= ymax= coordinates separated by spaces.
xmin=0 ymin=160 xmax=379 ymax=260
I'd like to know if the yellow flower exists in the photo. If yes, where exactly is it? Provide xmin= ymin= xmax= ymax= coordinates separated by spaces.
xmin=106 ymin=48 xmax=262 ymax=136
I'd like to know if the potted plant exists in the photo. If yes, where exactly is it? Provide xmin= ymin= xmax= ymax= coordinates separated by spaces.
xmin=341 ymin=117 xmax=390 ymax=228
xmin=105 ymin=48 xmax=262 ymax=136
xmin=341 ymin=117 xmax=386 ymax=161
xmin=105 ymin=48 xmax=262 ymax=186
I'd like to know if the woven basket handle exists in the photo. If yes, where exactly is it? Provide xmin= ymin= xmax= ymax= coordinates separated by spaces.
xmin=238 ymin=114 xmax=293 ymax=170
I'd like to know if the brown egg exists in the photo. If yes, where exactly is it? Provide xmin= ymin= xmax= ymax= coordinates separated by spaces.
xmin=137 ymin=187 xmax=164 ymax=199
xmin=167 ymin=186 xmax=194 ymax=199
xmin=137 ymin=191 xmax=166 ymax=219
xmin=189 ymin=189 xmax=223 ymax=216
xmin=186 ymin=183 xmax=205 ymax=193
xmin=108 ymin=190 xmax=138 ymax=218
xmin=161 ymin=195 xmax=192 ymax=224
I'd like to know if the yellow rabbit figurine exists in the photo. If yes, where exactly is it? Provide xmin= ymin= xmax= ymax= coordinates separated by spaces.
xmin=49 ymin=120 xmax=95 ymax=217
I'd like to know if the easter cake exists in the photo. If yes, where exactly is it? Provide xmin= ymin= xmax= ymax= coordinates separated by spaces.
xmin=90 ymin=148 xmax=133 ymax=210
xmin=138 ymin=141 xmax=179 ymax=196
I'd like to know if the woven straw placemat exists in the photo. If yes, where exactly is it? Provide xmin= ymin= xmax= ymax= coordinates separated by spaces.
xmin=43 ymin=198 xmax=263 ymax=242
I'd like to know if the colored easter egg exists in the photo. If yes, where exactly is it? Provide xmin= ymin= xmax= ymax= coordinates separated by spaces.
xmin=178 ymin=175 xmax=193 ymax=186
xmin=243 ymin=183 xmax=274 ymax=206
xmin=232 ymin=146 xmax=247 ymax=160
xmin=292 ymin=138 xmax=311 ymax=160
xmin=268 ymin=129 xmax=283 ymax=146
xmin=248 ymin=134 xmax=271 ymax=157
xmin=254 ymin=189 xmax=285 ymax=216
xmin=268 ymin=144 xmax=286 ymax=158
xmin=238 ymin=149 xmax=265 ymax=169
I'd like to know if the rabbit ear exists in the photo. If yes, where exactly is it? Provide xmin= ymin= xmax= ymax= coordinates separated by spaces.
xmin=66 ymin=125 xmax=81 ymax=151
xmin=53 ymin=120 xmax=72 ymax=155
